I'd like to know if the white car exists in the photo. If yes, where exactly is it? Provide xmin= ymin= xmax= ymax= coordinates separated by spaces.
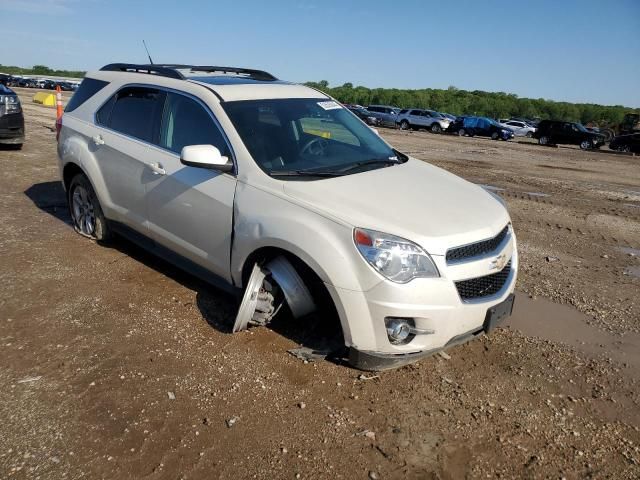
xmin=57 ymin=63 xmax=517 ymax=370
xmin=396 ymin=109 xmax=451 ymax=133
xmin=499 ymin=119 xmax=536 ymax=137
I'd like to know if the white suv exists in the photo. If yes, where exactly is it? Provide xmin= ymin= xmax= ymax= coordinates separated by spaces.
xmin=57 ymin=63 xmax=517 ymax=370
xmin=396 ymin=109 xmax=451 ymax=133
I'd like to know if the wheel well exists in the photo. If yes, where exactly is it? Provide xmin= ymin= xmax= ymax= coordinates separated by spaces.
xmin=240 ymin=247 xmax=339 ymax=319
xmin=62 ymin=163 xmax=84 ymax=193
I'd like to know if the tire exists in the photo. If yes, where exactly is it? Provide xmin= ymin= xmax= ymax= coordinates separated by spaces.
xmin=579 ymin=140 xmax=592 ymax=150
xmin=620 ymin=145 xmax=631 ymax=153
xmin=400 ymin=120 xmax=410 ymax=130
xmin=539 ymin=136 xmax=549 ymax=145
xmin=431 ymin=123 xmax=442 ymax=134
xmin=491 ymin=132 xmax=499 ymax=140
xmin=458 ymin=128 xmax=466 ymax=136
xmin=526 ymin=131 xmax=533 ymax=138
xmin=68 ymin=173 xmax=112 ymax=242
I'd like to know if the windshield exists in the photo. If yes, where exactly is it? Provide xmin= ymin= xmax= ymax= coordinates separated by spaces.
xmin=223 ymin=98 xmax=400 ymax=177
xmin=575 ymin=123 xmax=589 ymax=132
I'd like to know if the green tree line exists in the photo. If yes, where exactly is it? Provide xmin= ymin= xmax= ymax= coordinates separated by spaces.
xmin=0 ymin=64 xmax=85 ymax=79
xmin=305 ymin=81 xmax=639 ymax=127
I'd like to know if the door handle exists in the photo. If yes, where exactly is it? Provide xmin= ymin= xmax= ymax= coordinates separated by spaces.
xmin=92 ymin=134 xmax=105 ymax=146
xmin=147 ymin=162 xmax=166 ymax=175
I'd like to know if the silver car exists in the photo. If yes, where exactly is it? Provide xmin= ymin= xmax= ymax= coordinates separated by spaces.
xmin=366 ymin=105 xmax=400 ymax=128
xmin=499 ymin=120 xmax=536 ymax=137
xmin=396 ymin=109 xmax=451 ymax=133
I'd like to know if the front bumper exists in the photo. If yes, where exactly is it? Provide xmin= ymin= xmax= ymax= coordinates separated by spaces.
xmin=327 ymin=233 xmax=518 ymax=370
xmin=0 ymin=113 xmax=25 ymax=144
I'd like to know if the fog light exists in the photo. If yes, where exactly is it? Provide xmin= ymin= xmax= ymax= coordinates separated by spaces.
xmin=385 ymin=317 xmax=414 ymax=345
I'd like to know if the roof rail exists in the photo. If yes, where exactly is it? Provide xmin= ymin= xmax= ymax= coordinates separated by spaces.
xmin=99 ymin=63 xmax=185 ymax=80
xmin=188 ymin=66 xmax=277 ymax=81
xmin=99 ymin=63 xmax=278 ymax=82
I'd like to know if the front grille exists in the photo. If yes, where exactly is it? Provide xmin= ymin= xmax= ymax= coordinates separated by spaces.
xmin=455 ymin=261 xmax=511 ymax=301
xmin=446 ymin=225 xmax=509 ymax=263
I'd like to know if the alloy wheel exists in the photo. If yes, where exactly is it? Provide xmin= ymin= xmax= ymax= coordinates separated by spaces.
xmin=72 ymin=186 xmax=96 ymax=236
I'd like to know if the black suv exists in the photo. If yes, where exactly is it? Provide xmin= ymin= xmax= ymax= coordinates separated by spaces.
xmin=0 ymin=83 xmax=24 ymax=149
xmin=534 ymin=120 xmax=605 ymax=150
xmin=609 ymin=133 xmax=640 ymax=153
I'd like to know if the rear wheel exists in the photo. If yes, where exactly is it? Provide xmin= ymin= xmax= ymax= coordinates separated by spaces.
xmin=68 ymin=174 xmax=112 ymax=242
xmin=539 ymin=136 xmax=549 ymax=145
xmin=620 ymin=145 xmax=631 ymax=153
xmin=458 ymin=128 xmax=466 ymax=136
xmin=399 ymin=120 xmax=410 ymax=130
xmin=431 ymin=123 xmax=442 ymax=134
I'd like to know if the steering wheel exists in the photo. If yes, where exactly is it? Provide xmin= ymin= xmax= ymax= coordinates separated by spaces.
xmin=300 ymin=137 xmax=329 ymax=157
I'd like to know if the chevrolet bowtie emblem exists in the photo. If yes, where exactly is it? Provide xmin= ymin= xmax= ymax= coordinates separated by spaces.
xmin=490 ymin=254 xmax=508 ymax=271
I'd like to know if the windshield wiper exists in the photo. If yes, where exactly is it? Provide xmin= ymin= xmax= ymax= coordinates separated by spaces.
xmin=332 ymin=158 xmax=402 ymax=174
xmin=270 ymin=169 xmax=345 ymax=178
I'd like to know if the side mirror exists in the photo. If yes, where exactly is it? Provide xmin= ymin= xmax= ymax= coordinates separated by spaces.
xmin=180 ymin=145 xmax=233 ymax=173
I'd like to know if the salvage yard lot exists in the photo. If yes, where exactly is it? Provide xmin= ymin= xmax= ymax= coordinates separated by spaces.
xmin=1 ymin=90 xmax=639 ymax=479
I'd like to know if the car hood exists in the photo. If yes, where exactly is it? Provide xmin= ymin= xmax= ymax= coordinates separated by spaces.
xmin=281 ymin=158 xmax=510 ymax=256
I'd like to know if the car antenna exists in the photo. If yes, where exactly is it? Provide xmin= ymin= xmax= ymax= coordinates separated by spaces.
xmin=142 ymin=39 xmax=154 ymax=65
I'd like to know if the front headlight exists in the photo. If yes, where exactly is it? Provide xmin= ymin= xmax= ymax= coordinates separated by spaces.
xmin=354 ymin=228 xmax=439 ymax=283
xmin=0 ymin=95 xmax=21 ymax=113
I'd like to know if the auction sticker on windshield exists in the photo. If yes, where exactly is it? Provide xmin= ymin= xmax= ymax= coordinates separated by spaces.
xmin=318 ymin=101 xmax=342 ymax=110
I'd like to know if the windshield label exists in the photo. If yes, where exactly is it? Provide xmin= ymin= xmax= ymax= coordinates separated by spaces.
xmin=317 ymin=100 xmax=342 ymax=110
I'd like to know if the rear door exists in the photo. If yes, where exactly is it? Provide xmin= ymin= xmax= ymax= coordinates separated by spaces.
xmin=506 ymin=121 xmax=524 ymax=135
xmin=94 ymin=86 xmax=165 ymax=230
xmin=409 ymin=110 xmax=424 ymax=127
xmin=144 ymin=91 xmax=236 ymax=281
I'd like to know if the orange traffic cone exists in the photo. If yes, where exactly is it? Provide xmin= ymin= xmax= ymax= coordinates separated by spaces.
xmin=55 ymin=85 xmax=63 ymax=119
xmin=55 ymin=85 xmax=63 ymax=141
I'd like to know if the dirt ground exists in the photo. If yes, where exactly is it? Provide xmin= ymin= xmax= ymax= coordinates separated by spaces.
xmin=1 ymin=89 xmax=639 ymax=479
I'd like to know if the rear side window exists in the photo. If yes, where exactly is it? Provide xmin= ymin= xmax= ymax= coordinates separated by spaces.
xmin=159 ymin=92 xmax=229 ymax=155
xmin=65 ymin=78 xmax=109 ymax=113
xmin=102 ymin=87 xmax=165 ymax=143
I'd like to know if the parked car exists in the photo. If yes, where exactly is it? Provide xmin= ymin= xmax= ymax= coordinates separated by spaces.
xmin=56 ymin=81 xmax=75 ymax=91
xmin=396 ymin=109 xmax=451 ymax=133
xmin=366 ymin=105 xmax=400 ymax=128
xmin=449 ymin=116 xmax=514 ymax=140
xmin=609 ymin=133 xmax=640 ymax=153
xmin=43 ymin=80 xmax=57 ymax=90
xmin=533 ymin=120 xmax=605 ymax=149
xmin=17 ymin=78 xmax=36 ymax=88
xmin=57 ymin=63 xmax=517 ymax=370
xmin=499 ymin=119 xmax=536 ymax=137
xmin=0 ymin=83 xmax=25 ymax=148
xmin=346 ymin=105 xmax=379 ymax=126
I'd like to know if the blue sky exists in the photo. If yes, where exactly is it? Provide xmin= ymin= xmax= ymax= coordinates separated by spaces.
xmin=2 ymin=0 xmax=639 ymax=106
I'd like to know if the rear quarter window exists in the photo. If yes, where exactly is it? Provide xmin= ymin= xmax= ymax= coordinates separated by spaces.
xmin=65 ymin=78 xmax=109 ymax=113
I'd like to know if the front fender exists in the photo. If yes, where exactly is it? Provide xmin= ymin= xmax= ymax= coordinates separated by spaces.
xmin=230 ymin=181 xmax=382 ymax=293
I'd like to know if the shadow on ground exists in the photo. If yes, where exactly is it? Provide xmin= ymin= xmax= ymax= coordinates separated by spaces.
xmin=24 ymin=181 xmax=346 ymax=361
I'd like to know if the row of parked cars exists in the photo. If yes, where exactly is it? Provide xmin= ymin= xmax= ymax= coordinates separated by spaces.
xmin=0 ymin=74 xmax=79 ymax=91
xmin=345 ymin=104 xmax=639 ymax=152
